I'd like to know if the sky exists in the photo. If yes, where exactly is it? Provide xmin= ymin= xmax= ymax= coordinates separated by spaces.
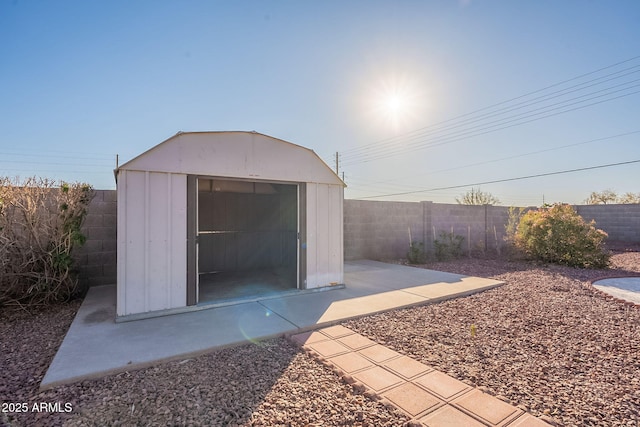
xmin=1 ymin=0 xmax=639 ymax=206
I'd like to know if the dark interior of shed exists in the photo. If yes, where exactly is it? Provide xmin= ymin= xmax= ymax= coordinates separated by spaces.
xmin=197 ymin=178 xmax=298 ymax=303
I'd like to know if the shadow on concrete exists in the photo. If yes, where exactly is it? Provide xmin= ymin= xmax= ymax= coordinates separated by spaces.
xmin=40 ymin=260 xmax=503 ymax=390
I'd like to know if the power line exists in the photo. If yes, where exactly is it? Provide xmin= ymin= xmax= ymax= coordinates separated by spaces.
xmin=347 ymin=130 xmax=640 ymax=187
xmin=342 ymin=89 xmax=640 ymax=166
xmin=339 ymin=57 xmax=640 ymax=166
xmin=0 ymin=152 xmax=114 ymax=161
xmin=341 ymin=55 xmax=640 ymax=158
xmin=355 ymin=159 xmax=640 ymax=199
xmin=341 ymin=66 xmax=640 ymax=160
xmin=342 ymin=83 xmax=640 ymax=165
xmin=0 ymin=160 xmax=113 ymax=167
xmin=1 ymin=168 xmax=111 ymax=175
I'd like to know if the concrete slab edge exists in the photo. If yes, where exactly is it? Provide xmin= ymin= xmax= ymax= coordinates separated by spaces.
xmin=40 ymin=278 xmax=506 ymax=391
xmin=287 ymin=281 xmax=505 ymax=335
xmin=39 ymin=330 xmax=296 ymax=391
xmin=411 ymin=281 xmax=505 ymax=304
xmin=116 ymin=284 xmax=347 ymax=323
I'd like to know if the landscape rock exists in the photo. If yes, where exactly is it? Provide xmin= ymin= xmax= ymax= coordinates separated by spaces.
xmin=1 ymin=249 xmax=638 ymax=426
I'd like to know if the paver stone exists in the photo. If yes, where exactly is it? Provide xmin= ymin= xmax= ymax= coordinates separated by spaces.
xmin=358 ymin=344 xmax=401 ymax=363
xmin=337 ymin=333 xmax=376 ymax=350
xmin=328 ymin=352 xmax=375 ymax=373
xmin=418 ymin=405 xmax=486 ymax=427
xmin=452 ymin=389 xmax=523 ymax=426
xmin=319 ymin=325 xmax=354 ymax=339
xmin=306 ymin=339 xmax=351 ymax=358
xmin=413 ymin=370 xmax=472 ymax=401
xmin=383 ymin=355 xmax=433 ymax=379
xmin=352 ymin=366 xmax=404 ymax=392
xmin=508 ymin=413 xmax=552 ymax=427
xmin=382 ymin=382 xmax=444 ymax=417
xmin=290 ymin=331 xmax=330 ymax=346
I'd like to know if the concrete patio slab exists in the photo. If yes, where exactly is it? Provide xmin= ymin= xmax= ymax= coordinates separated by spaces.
xmin=402 ymin=276 xmax=505 ymax=301
xmin=41 ymin=260 xmax=504 ymax=389
xmin=592 ymin=277 xmax=640 ymax=305
xmin=41 ymin=285 xmax=297 ymax=389
xmin=259 ymin=287 xmax=428 ymax=327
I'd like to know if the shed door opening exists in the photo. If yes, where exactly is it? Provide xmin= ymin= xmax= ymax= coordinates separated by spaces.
xmin=196 ymin=178 xmax=298 ymax=303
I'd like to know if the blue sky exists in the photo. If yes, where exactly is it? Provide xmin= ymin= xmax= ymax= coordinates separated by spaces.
xmin=1 ymin=0 xmax=639 ymax=206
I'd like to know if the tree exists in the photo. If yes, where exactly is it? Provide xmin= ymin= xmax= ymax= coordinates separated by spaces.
xmin=584 ymin=189 xmax=618 ymax=204
xmin=584 ymin=189 xmax=640 ymax=204
xmin=456 ymin=188 xmax=500 ymax=205
xmin=618 ymin=192 xmax=640 ymax=204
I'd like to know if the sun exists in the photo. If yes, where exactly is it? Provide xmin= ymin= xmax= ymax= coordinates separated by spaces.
xmin=386 ymin=94 xmax=403 ymax=113
xmin=370 ymin=73 xmax=424 ymax=132
xmin=383 ymin=93 xmax=408 ymax=122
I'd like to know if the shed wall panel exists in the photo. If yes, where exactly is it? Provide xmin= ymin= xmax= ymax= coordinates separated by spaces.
xmin=119 ymin=171 xmax=146 ymax=315
xmin=305 ymin=183 xmax=344 ymax=288
xmin=169 ymin=174 xmax=187 ymax=308
xmin=316 ymin=185 xmax=330 ymax=286
xmin=305 ymin=183 xmax=318 ymax=288
xmin=116 ymin=171 xmax=128 ymax=315
xmin=328 ymin=185 xmax=344 ymax=283
xmin=147 ymin=172 xmax=169 ymax=311
xmin=117 ymin=170 xmax=187 ymax=316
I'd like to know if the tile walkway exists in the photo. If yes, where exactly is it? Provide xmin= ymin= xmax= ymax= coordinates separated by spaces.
xmin=291 ymin=325 xmax=551 ymax=427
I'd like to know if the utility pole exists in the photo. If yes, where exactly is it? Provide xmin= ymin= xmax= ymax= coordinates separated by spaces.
xmin=335 ymin=151 xmax=339 ymax=174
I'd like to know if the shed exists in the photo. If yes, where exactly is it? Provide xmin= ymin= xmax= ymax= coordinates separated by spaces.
xmin=116 ymin=131 xmax=345 ymax=318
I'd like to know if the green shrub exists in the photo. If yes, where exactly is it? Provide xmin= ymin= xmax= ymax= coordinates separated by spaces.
xmin=0 ymin=177 xmax=94 ymax=307
xmin=407 ymin=241 xmax=427 ymax=264
xmin=434 ymin=231 xmax=464 ymax=261
xmin=514 ymin=204 xmax=610 ymax=268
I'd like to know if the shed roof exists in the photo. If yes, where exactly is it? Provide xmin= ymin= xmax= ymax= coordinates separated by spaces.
xmin=117 ymin=131 xmax=345 ymax=186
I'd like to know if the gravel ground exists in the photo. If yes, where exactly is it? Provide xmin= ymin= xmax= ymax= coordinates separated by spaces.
xmin=1 ymin=248 xmax=639 ymax=426
xmin=346 ymin=250 xmax=640 ymax=426
xmin=1 ymin=306 xmax=407 ymax=426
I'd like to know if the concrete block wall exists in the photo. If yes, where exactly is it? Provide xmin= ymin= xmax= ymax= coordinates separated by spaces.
xmin=343 ymin=201 xmax=640 ymax=260
xmin=430 ymin=204 xmax=514 ymax=253
xmin=71 ymin=194 xmax=639 ymax=285
xmin=344 ymin=201 xmax=515 ymax=260
xmin=576 ymin=204 xmax=640 ymax=242
xmin=344 ymin=200 xmax=425 ymax=260
xmin=75 ymin=190 xmax=117 ymax=287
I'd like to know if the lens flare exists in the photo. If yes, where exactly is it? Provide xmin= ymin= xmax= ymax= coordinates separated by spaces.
xmin=367 ymin=71 xmax=427 ymax=133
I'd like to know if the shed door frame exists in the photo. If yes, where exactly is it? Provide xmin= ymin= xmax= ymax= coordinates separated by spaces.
xmin=186 ymin=175 xmax=305 ymax=306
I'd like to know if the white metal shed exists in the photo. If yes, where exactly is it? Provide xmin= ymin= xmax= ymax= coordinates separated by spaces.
xmin=116 ymin=131 xmax=345 ymax=318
